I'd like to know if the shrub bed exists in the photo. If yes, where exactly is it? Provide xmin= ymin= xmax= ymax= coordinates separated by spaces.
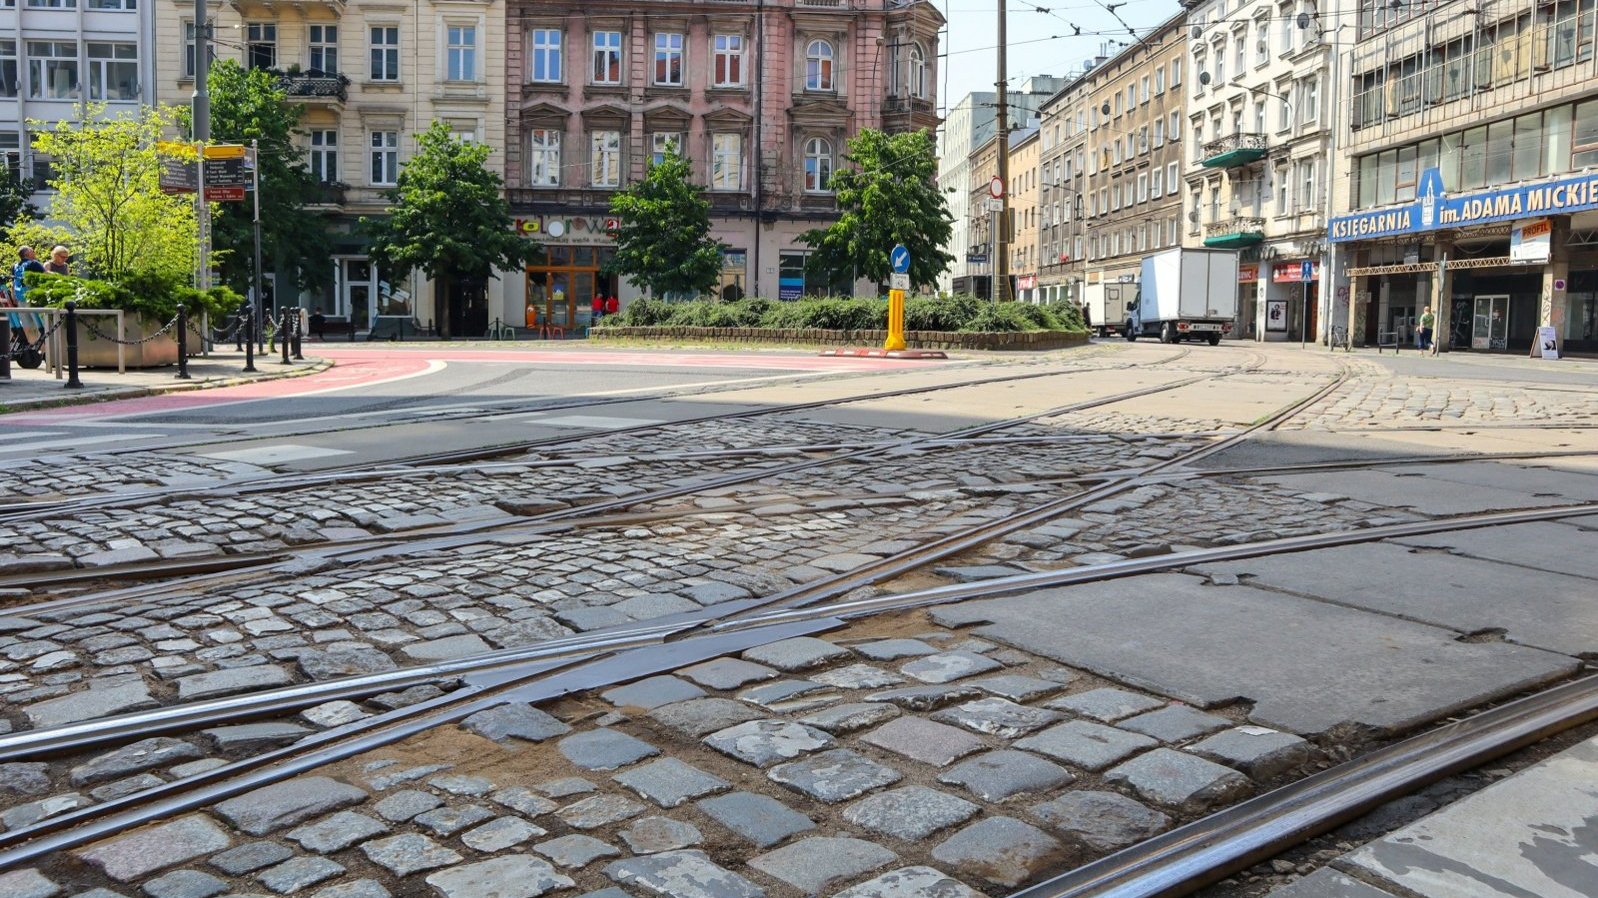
xmin=605 ymin=295 xmax=1087 ymax=334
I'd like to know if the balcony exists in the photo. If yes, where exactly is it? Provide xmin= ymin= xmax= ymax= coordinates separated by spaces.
xmin=305 ymin=181 xmax=347 ymax=208
xmin=1200 ymin=133 xmax=1268 ymax=168
xmin=1203 ymin=217 xmax=1265 ymax=248
xmin=276 ymin=70 xmax=350 ymax=105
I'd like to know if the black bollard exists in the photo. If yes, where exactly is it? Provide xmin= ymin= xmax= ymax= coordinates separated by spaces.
xmin=243 ymin=304 xmax=257 ymax=373
xmin=280 ymin=311 xmax=292 ymax=364
xmin=291 ymin=309 xmax=304 ymax=360
xmin=234 ymin=308 xmax=244 ymax=352
xmin=1 ymin=317 xmax=10 ymax=382
xmin=175 ymin=306 xmax=192 ymax=380
xmin=63 ymin=301 xmax=82 ymax=389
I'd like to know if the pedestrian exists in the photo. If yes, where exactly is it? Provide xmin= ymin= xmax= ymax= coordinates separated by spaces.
xmin=45 ymin=246 xmax=70 ymax=276
xmin=309 ymin=307 xmax=326 ymax=341
xmin=591 ymin=293 xmax=604 ymax=323
xmin=1419 ymin=305 xmax=1435 ymax=354
xmin=12 ymin=246 xmax=44 ymax=304
xmin=604 ymin=294 xmax=619 ymax=317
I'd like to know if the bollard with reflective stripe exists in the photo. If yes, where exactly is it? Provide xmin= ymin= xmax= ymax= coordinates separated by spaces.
xmin=63 ymin=301 xmax=82 ymax=389
xmin=280 ymin=311 xmax=291 ymax=365
xmin=291 ymin=309 xmax=304 ymax=360
xmin=175 ymin=306 xmax=192 ymax=380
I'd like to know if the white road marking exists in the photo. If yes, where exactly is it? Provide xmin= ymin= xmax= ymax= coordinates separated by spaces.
xmin=198 ymin=444 xmax=355 ymax=464
xmin=526 ymin=414 xmax=668 ymax=430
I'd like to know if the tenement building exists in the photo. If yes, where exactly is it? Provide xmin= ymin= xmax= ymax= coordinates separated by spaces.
xmin=1182 ymin=0 xmax=1334 ymax=341
xmin=1036 ymin=66 xmax=1092 ymax=307
xmin=506 ymin=0 xmax=944 ymax=330
xmin=1330 ymin=0 xmax=1598 ymax=353
xmin=1078 ymin=13 xmax=1188 ymax=328
xmin=154 ymin=0 xmax=509 ymax=337
xmin=2 ymin=0 xmax=156 ymax=207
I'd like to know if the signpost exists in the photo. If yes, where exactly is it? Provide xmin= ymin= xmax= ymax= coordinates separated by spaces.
xmin=886 ymin=244 xmax=910 ymax=352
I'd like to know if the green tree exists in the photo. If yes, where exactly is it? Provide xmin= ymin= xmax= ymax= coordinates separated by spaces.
xmin=0 ymin=167 xmax=38 ymax=229
xmin=798 ymin=128 xmax=954 ymax=292
xmin=362 ymin=121 xmax=538 ymax=338
xmin=206 ymin=60 xmax=333 ymax=295
xmin=6 ymin=105 xmax=197 ymax=283
xmin=608 ymin=143 xmax=723 ymax=298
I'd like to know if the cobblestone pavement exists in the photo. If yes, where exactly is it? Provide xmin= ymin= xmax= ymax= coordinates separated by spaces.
xmin=4 ymin=344 xmax=1598 ymax=897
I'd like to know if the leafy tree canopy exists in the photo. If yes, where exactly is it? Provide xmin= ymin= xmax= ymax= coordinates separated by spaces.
xmin=362 ymin=121 xmax=538 ymax=289
xmin=5 ymin=105 xmax=197 ymax=285
xmin=0 ymin=167 xmax=38 ymax=230
xmin=607 ymin=142 xmax=724 ymax=298
xmin=798 ymin=128 xmax=954 ymax=291
xmin=205 ymin=60 xmax=334 ymax=294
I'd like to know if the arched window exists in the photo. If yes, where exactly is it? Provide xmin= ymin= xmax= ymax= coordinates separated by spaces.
xmin=805 ymin=40 xmax=834 ymax=91
xmin=804 ymin=137 xmax=833 ymax=192
xmin=910 ymin=42 xmax=927 ymax=98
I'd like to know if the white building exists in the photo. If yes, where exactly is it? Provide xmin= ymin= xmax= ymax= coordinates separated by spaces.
xmin=937 ymin=77 xmax=1064 ymax=295
xmin=1181 ymin=0 xmax=1338 ymax=341
xmin=1 ymin=0 xmax=156 ymax=206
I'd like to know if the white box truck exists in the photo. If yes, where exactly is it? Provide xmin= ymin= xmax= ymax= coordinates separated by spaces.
xmin=1124 ymin=248 xmax=1240 ymax=345
xmin=1083 ymin=282 xmax=1133 ymax=338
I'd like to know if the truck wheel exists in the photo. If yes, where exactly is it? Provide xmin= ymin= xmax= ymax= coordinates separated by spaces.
xmin=1207 ymin=333 xmax=1220 ymax=346
xmin=1124 ymin=323 xmax=1136 ymax=341
xmin=1161 ymin=323 xmax=1177 ymax=344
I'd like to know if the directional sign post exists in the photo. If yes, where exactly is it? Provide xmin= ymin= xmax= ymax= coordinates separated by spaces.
xmin=885 ymin=244 xmax=910 ymax=352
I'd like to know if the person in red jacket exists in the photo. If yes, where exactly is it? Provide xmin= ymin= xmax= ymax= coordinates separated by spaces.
xmin=604 ymin=295 xmax=619 ymax=316
xmin=591 ymin=294 xmax=604 ymax=323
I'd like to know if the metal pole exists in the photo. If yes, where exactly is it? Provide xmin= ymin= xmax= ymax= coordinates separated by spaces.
xmin=62 ymin=301 xmax=81 ymax=389
xmin=175 ymin=305 xmax=191 ymax=380
xmin=252 ymin=139 xmax=265 ymax=354
xmin=279 ymin=311 xmax=291 ymax=364
xmin=291 ymin=308 xmax=304 ymax=360
xmin=193 ymin=0 xmax=210 ymax=294
xmin=994 ymin=0 xmax=1010 ymax=303
xmin=242 ymin=303 xmax=256 ymax=373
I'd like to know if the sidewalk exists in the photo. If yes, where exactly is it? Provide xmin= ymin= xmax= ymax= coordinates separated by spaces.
xmin=1269 ymin=732 xmax=1598 ymax=897
xmin=0 ymin=349 xmax=331 ymax=410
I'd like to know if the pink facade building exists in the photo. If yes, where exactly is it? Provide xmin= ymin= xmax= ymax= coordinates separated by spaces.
xmin=505 ymin=0 xmax=943 ymax=331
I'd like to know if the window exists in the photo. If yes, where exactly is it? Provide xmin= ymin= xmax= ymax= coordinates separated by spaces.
xmin=1137 ymin=172 xmax=1148 ymax=203
xmin=590 ymin=130 xmax=621 ymax=187
xmin=370 ymin=27 xmax=400 ymax=81
xmin=530 ymin=29 xmax=560 ymax=82
xmin=246 ymin=23 xmax=276 ymax=70
xmin=1213 ymin=43 xmax=1225 ymax=82
xmin=369 ymin=131 xmax=398 ymax=185
xmin=805 ymin=39 xmax=833 ymax=91
xmin=1279 ymin=88 xmax=1292 ymax=130
xmin=1140 ymin=75 xmax=1150 ymax=103
xmin=0 ymin=133 xmax=18 ymax=182
xmin=713 ymin=34 xmax=744 ymax=87
xmin=27 ymin=42 xmax=76 ymax=99
xmin=309 ymin=130 xmax=337 ymax=183
xmin=654 ymin=33 xmax=684 ymax=85
xmin=910 ymin=42 xmax=927 ymax=98
xmin=592 ymin=31 xmax=621 ymax=84
xmin=1170 ymin=59 xmax=1182 ymax=86
xmin=651 ymin=132 xmax=683 ymax=166
xmin=1575 ymin=99 xmax=1598 ymax=169
xmin=528 ymin=129 xmax=560 ymax=186
xmin=1151 ymin=167 xmax=1163 ymax=198
xmin=86 ymin=43 xmax=137 ymax=101
xmin=1255 ymin=100 xmax=1266 ymax=134
xmin=27 ymin=0 xmax=75 ymax=9
xmin=1256 ymin=21 xmax=1269 ymax=66
xmin=1234 ymin=34 xmax=1245 ymax=74
xmin=1113 ymin=139 xmax=1122 ymax=165
xmin=1126 ymin=84 xmax=1136 ymax=110
xmin=184 ymin=23 xmax=197 ymax=78
xmin=1154 ymin=67 xmax=1165 ymax=95
xmin=1281 ymin=3 xmax=1295 ymax=53
xmin=1275 ymin=164 xmax=1289 ymax=213
xmin=711 ymin=133 xmax=744 ymax=190
xmin=88 ymin=0 xmax=135 ymax=8
xmin=0 ymin=41 xmax=17 ymax=98
xmin=1153 ymin=118 xmax=1164 ymax=147
xmin=1166 ymin=161 xmax=1178 ymax=192
xmin=309 ymin=25 xmax=337 ymax=73
xmin=1297 ymin=158 xmax=1316 ymax=208
xmin=1170 ymin=110 xmax=1181 ymax=138
xmin=447 ymin=26 xmax=477 ymax=81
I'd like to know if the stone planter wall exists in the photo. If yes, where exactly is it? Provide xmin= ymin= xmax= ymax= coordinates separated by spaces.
xmin=592 ymin=326 xmax=1090 ymax=351
xmin=75 ymin=313 xmax=194 ymax=369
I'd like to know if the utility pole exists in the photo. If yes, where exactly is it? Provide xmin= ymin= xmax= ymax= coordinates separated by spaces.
xmin=192 ymin=0 xmax=212 ymax=291
xmin=993 ymin=0 xmax=1010 ymax=303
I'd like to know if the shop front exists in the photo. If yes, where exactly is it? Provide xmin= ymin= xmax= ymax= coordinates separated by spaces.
xmin=1266 ymin=260 xmax=1319 ymax=343
xmin=515 ymin=215 xmax=621 ymax=334
xmin=1331 ymin=168 xmax=1598 ymax=353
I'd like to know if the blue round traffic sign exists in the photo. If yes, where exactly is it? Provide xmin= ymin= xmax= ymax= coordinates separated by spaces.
xmin=891 ymin=245 xmax=911 ymax=274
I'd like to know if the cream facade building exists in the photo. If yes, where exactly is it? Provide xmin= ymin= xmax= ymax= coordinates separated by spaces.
xmin=1182 ymin=0 xmax=1336 ymax=341
xmin=1036 ymin=69 xmax=1092 ymax=307
xmin=154 ymin=0 xmax=508 ymax=336
xmin=1008 ymin=125 xmax=1041 ymax=301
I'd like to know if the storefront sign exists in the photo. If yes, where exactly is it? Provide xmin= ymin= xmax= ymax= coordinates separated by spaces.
xmin=1510 ymin=218 xmax=1552 ymax=263
xmin=1017 ymin=275 xmax=1037 ymax=290
xmin=1330 ymin=168 xmax=1598 ymax=243
xmin=1272 ymin=261 xmax=1320 ymax=283
xmin=514 ymin=215 xmax=620 ymax=241
xmin=1238 ymin=264 xmax=1258 ymax=284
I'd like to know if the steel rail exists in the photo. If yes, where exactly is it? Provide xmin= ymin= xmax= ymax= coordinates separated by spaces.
xmin=1004 ymin=672 xmax=1598 ymax=898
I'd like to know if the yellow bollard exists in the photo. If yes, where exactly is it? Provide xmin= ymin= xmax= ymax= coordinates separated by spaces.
xmin=885 ymin=289 xmax=906 ymax=352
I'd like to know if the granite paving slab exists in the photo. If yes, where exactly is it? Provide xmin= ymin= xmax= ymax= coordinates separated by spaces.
xmin=1028 ymin=790 xmax=1172 ymax=851
xmin=853 ymin=639 xmax=939 ymax=660
xmin=677 ymin=659 xmax=780 ymax=690
xmin=285 ymin=811 xmax=388 ymax=853
xmin=74 ymin=815 xmax=232 ymax=882
xmin=603 ymin=850 xmax=765 ymax=898
xmin=937 ymin=749 xmax=1074 ymax=801
xmin=900 ymin=652 xmax=1003 ymax=684
xmin=813 ymin=664 xmax=908 ymax=690
xmin=213 ymin=777 xmax=368 ymax=836
xmin=967 ymin=675 xmax=1067 ymax=703
xmin=559 ymin=729 xmax=660 ymax=770
xmin=748 ymin=837 xmax=897 ymax=896
xmin=1118 ymin=705 xmax=1231 ymax=743
xmin=255 ymin=856 xmax=344 ymax=893
xmin=1104 ymin=747 xmax=1252 ymax=813
xmin=829 ymin=866 xmax=984 ymax=898
xmin=359 ymin=833 xmax=463 ymax=876
xmin=619 ymin=816 xmax=703 ymax=854
xmin=932 ymin=697 xmax=1063 ymax=738
xmin=209 ymin=842 xmax=293 ymax=875
xmin=535 ymin=834 xmax=622 ymax=868
xmin=768 ymin=749 xmax=902 ymax=803
xmin=602 ymin=677 xmax=707 ymax=711
xmin=932 ymin=574 xmax=1580 ymax=736
xmin=703 ymin=720 xmax=834 ymax=767
xmin=143 ymin=869 xmax=227 ymax=898
xmin=648 ymin=698 xmax=765 ymax=737
xmin=613 ymin=758 xmax=730 ymax=807
xmin=460 ymin=816 xmax=545 ymax=852
xmin=462 ymin=703 xmax=572 ymax=744
xmin=930 ymin=816 xmax=1066 ymax=888
xmin=797 ymin=702 xmax=901 ymax=734
xmin=841 ymin=786 xmax=981 ymax=841
xmin=423 ymin=856 xmax=574 ymax=898
xmin=1189 ymin=726 xmax=1313 ymax=780
xmin=742 ymin=637 xmax=852 ymax=672
xmin=864 ymin=684 xmax=985 ymax=711
xmin=860 ymin=717 xmax=986 ymax=767
xmin=557 ymin=794 xmax=648 ymax=830
xmin=1046 ymin=687 xmax=1165 ymax=722
xmin=1263 ymin=869 xmax=1401 ymax=898
xmin=695 ymin=792 xmax=815 ymax=847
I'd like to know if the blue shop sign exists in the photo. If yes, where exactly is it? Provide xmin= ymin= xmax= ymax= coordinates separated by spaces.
xmin=1329 ymin=168 xmax=1598 ymax=243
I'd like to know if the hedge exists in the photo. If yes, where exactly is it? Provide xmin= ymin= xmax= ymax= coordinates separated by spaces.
xmin=604 ymin=295 xmax=1088 ymax=334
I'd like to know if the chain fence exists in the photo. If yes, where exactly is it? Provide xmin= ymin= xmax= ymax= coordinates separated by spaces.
xmin=81 ymin=313 xmax=183 ymax=347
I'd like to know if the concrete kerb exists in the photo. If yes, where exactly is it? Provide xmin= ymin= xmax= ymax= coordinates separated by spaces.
xmin=0 ymin=355 xmax=333 ymax=411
